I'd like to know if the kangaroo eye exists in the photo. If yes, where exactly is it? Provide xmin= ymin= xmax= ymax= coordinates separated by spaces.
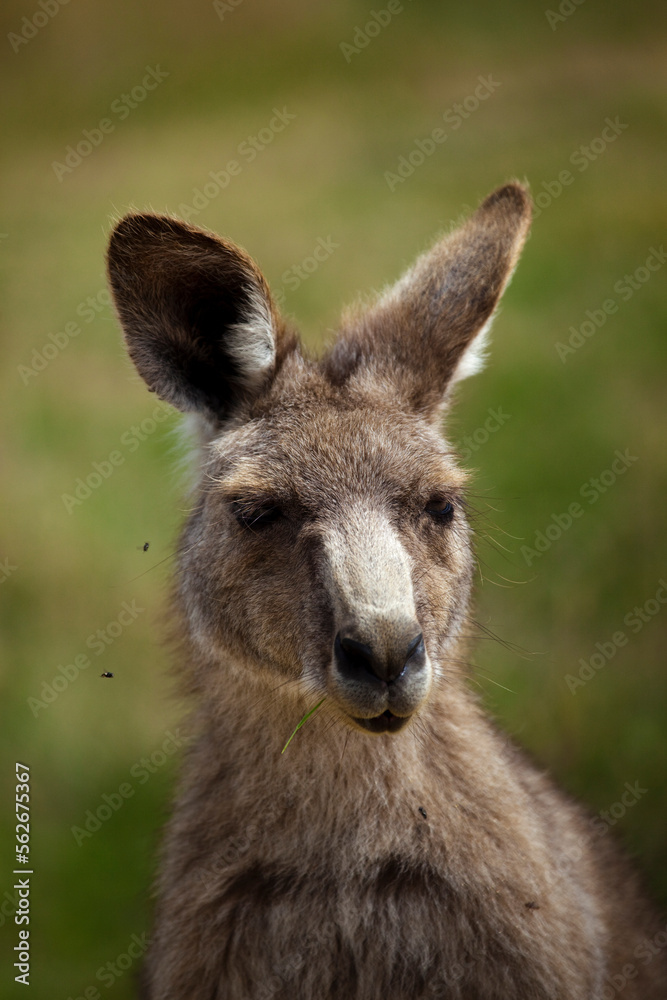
xmin=425 ymin=498 xmax=455 ymax=522
xmin=232 ymin=500 xmax=282 ymax=530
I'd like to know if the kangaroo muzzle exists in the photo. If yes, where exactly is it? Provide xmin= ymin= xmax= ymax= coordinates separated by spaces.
xmin=322 ymin=505 xmax=432 ymax=731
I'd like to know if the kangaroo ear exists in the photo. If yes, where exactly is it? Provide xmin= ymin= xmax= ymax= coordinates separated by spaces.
xmin=107 ymin=214 xmax=284 ymax=420
xmin=326 ymin=183 xmax=532 ymax=415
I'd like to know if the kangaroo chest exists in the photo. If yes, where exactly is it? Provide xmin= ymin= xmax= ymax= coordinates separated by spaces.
xmin=212 ymin=850 xmax=588 ymax=1000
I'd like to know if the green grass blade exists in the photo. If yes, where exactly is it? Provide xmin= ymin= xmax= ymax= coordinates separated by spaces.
xmin=281 ymin=697 xmax=326 ymax=754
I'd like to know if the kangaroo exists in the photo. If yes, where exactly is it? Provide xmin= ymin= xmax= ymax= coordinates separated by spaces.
xmin=107 ymin=183 xmax=666 ymax=999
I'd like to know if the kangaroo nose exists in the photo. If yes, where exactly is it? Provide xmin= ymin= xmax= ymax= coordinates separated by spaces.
xmin=334 ymin=631 xmax=425 ymax=685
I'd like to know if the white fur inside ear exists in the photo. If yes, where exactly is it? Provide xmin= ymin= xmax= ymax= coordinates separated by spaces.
xmin=226 ymin=287 xmax=276 ymax=389
xmin=451 ymin=315 xmax=493 ymax=383
xmin=452 ymin=250 xmax=523 ymax=384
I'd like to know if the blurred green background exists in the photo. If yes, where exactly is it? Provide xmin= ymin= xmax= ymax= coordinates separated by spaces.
xmin=1 ymin=0 xmax=665 ymax=995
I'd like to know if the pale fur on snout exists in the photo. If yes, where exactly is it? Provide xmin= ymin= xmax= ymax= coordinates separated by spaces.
xmin=321 ymin=502 xmax=431 ymax=719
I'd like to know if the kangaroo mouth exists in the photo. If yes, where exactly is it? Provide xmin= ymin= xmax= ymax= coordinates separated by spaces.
xmin=353 ymin=710 xmax=411 ymax=734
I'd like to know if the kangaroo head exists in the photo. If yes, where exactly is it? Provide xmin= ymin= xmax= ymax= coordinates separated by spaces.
xmin=107 ymin=184 xmax=531 ymax=737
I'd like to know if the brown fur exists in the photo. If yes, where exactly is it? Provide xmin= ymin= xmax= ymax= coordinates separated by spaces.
xmin=107 ymin=184 xmax=666 ymax=999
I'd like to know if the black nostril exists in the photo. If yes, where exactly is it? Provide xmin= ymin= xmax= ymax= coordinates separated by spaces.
xmin=406 ymin=633 xmax=425 ymax=665
xmin=335 ymin=634 xmax=378 ymax=682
